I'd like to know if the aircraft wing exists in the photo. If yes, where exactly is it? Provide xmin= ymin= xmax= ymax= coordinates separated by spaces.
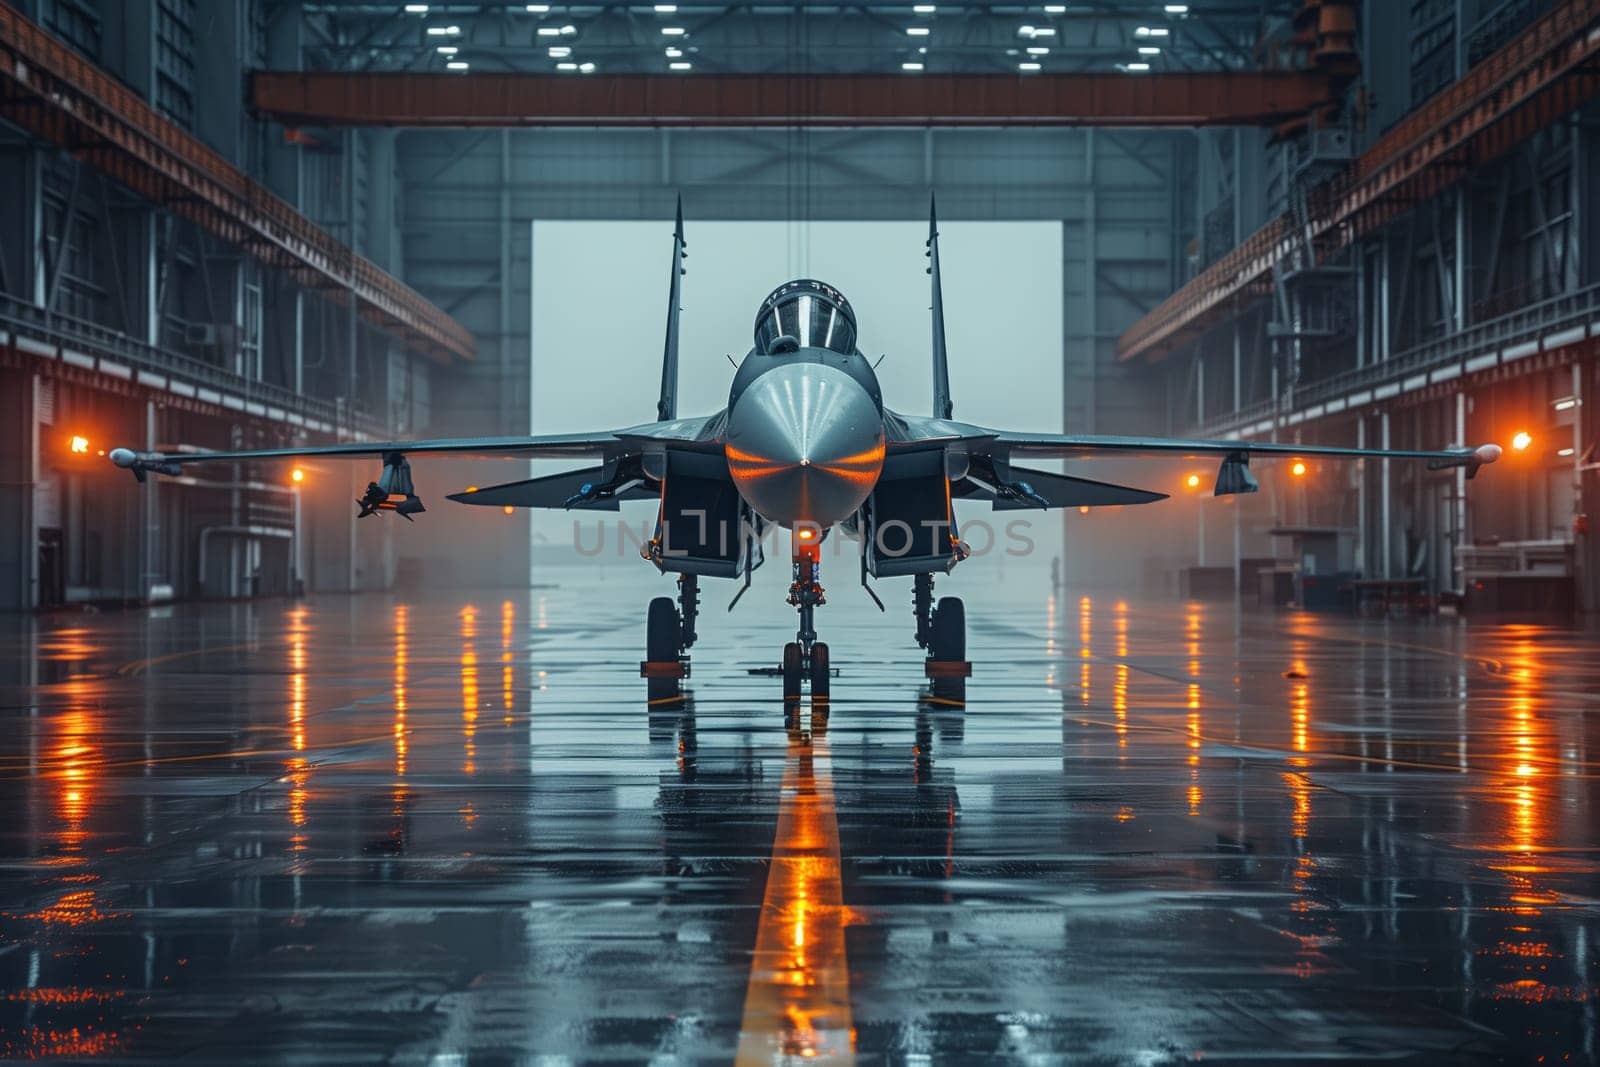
xmin=885 ymin=411 xmax=1501 ymax=508
xmin=888 ymin=199 xmax=1498 ymax=515
xmin=108 ymin=414 xmax=727 ymax=519
xmin=985 ymin=430 xmax=1501 ymax=472
xmin=888 ymin=413 xmax=1498 ymax=471
xmin=109 ymin=415 xmax=725 ymax=474
xmin=110 ymin=432 xmax=622 ymax=472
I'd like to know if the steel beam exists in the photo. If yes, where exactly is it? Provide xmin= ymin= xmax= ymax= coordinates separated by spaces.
xmin=250 ymin=71 xmax=1342 ymax=129
xmin=0 ymin=2 xmax=473 ymax=365
xmin=1119 ymin=0 xmax=1600 ymax=363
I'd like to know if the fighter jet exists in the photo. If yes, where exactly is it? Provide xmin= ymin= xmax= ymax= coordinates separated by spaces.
xmin=111 ymin=199 xmax=1501 ymax=704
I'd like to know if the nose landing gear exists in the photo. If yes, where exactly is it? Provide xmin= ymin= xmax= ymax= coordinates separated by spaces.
xmin=781 ymin=540 xmax=831 ymax=706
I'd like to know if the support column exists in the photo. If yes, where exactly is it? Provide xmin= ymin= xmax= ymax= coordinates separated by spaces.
xmin=0 ymin=369 xmax=37 ymax=610
xmin=1231 ymin=322 xmax=1241 ymax=412
xmin=1571 ymin=362 xmax=1586 ymax=612
xmin=1082 ymin=129 xmax=1097 ymax=434
xmin=1453 ymin=187 xmax=1467 ymax=332
xmin=141 ymin=398 xmax=159 ymax=601
xmin=1454 ymin=391 xmax=1467 ymax=594
xmin=345 ymin=129 xmax=361 ymax=593
xmin=1196 ymin=356 xmax=1206 ymax=566
xmin=499 ymin=129 xmax=513 ymax=436
xmin=1356 ymin=417 xmax=1367 ymax=576
xmin=1381 ymin=410 xmax=1393 ymax=579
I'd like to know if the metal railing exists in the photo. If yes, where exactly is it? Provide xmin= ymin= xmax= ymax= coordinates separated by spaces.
xmin=0 ymin=293 xmax=384 ymax=436
xmin=1194 ymin=281 xmax=1600 ymax=437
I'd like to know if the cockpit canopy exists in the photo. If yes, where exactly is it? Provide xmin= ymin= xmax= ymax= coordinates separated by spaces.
xmin=753 ymin=279 xmax=857 ymax=356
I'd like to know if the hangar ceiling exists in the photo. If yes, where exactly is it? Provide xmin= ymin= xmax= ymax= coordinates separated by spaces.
xmin=296 ymin=2 xmax=1293 ymax=76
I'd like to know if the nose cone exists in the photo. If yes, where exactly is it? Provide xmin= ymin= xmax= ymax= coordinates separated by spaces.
xmin=726 ymin=361 xmax=885 ymax=527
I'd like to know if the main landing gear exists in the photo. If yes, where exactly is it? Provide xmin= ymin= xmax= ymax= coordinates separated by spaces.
xmin=915 ymin=573 xmax=969 ymax=703
xmin=781 ymin=540 xmax=832 ymax=707
xmin=642 ymin=573 xmax=698 ymax=703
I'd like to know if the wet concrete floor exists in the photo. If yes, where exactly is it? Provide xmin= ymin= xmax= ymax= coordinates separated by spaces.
xmin=0 ymin=575 xmax=1596 ymax=1063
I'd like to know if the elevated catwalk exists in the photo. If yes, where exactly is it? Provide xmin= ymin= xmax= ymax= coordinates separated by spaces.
xmin=0 ymin=575 xmax=1594 ymax=1061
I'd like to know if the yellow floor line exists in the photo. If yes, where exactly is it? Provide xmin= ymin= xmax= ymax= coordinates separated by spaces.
xmin=735 ymin=725 xmax=855 ymax=1065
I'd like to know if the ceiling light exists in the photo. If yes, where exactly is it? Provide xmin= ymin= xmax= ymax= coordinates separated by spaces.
xmin=902 ymin=61 xmax=924 ymax=71
xmin=1554 ymin=396 xmax=1578 ymax=411
xmin=561 ymin=23 xmax=575 ymax=34
xmin=907 ymin=26 xmax=930 ymax=36
xmin=537 ymin=26 xmax=561 ymax=35
xmin=557 ymin=61 xmax=578 ymax=70
xmin=403 ymin=3 xmax=428 ymax=13
xmin=1018 ymin=24 xmax=1034 ymax=35
xmin=1135 ymin=26 xmax=1170 ymax=37
xmin=525 ymin=4 xmax=550 ymax=10
xmin=1164 ymin=4 xmax=1190 ymax=12
xmin=1124 ymin=61 xmax=1150 ymax=71
xmin=425 ymin=25 xmax=460 ymax=36
xmin=1026 ymin=45 xmax=1049 ymax=54
xmin=435 ymin=44 xmax=457 ymax=54
xmin=661 ymin=26 xmax=686 ymax=35
xmin=1018 ymin=61 xmax=1042 ymax=71
xmin=1031 ymin=26 xmax=1055 ymax=36
xmin=446 ymin=60 xmax=469 ymax=70
xmin=579 ymin=61 xmax=594 ymax=72
xmin=670 ymin=60 xmax=692 ymax=70
xmin=654 ymin=3 xmax=677 ymax=10
xmin=548 ymin=45 xmax=570 ymax=56
xmin=664 ymin=45 xmax=682 ymax=56
xmin=913 ymin=4 xmax=936 ymax=12
xmin=1290 ymin=460 xmax=1307 ymax=477
xmin=1558 ymin=446 xmax=1576 ymax=457
xmin=1138 ymin=45 xmax=1161 ymax=54
xmin=1044 ymin=4 xmax=1066 ymax=11
xmin=1512 ymin=430 xmax=1533 ymax=451
xmin=917 ymin=45 xmax=927 ymax=53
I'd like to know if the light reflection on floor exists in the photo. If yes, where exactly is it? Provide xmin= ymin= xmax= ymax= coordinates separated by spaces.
xmin=0 ymin=577 xmax=1595 ymax=1062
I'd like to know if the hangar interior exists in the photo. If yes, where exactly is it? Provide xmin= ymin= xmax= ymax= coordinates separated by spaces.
xmin=2 ymin=0 xmax=1594 ymax=613
xmin=2 ymin=1 xmax=1599 ymax=1063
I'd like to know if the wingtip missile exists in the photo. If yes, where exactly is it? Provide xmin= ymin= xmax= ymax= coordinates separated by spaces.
xmin=109 ymin=447 xmax=180 ymax=482
xmin=1428 ymin=442 xmax=1503 ymax=479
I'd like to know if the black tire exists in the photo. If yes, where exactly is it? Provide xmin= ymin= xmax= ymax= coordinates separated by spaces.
xmin=782 ymin=642 xmax=803 ymax=702
xmin=647 ymin=596 xmax=681 ymax=702
xmin=930 ymin=596 xmax=966 ymax=702
xmin=810 ymin=642 xmax=830 ymax=703
xmin=931 ymin=597 xmax=965 ymax=661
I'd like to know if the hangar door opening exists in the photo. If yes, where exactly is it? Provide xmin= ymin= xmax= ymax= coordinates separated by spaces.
xmin=528 ymin=219 xmax=1065 ymax=579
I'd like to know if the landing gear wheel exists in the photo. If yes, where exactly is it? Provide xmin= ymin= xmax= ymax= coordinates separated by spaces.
xmin=782 ymin=642 xmax=803 ymax=703
xmin=646 ymin=596 xmax=681 ymax=702
xmin=931 ymin=597 xmax=965 ymax=661
xmin=929 ymin=596 xmax=966 ymax=702
xmin=810 ymin=642 xmax=830 ymax=703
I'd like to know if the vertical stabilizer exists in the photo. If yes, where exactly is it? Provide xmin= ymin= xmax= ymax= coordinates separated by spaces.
xmin=657 ymin=196 xmax=687 ymax=421
xmin=927 ymin=195 xmax=953 ymax=420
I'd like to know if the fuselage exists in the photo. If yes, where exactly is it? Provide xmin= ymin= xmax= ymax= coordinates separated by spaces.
xmin=723 ymin=345 xmax=886 ymax=529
